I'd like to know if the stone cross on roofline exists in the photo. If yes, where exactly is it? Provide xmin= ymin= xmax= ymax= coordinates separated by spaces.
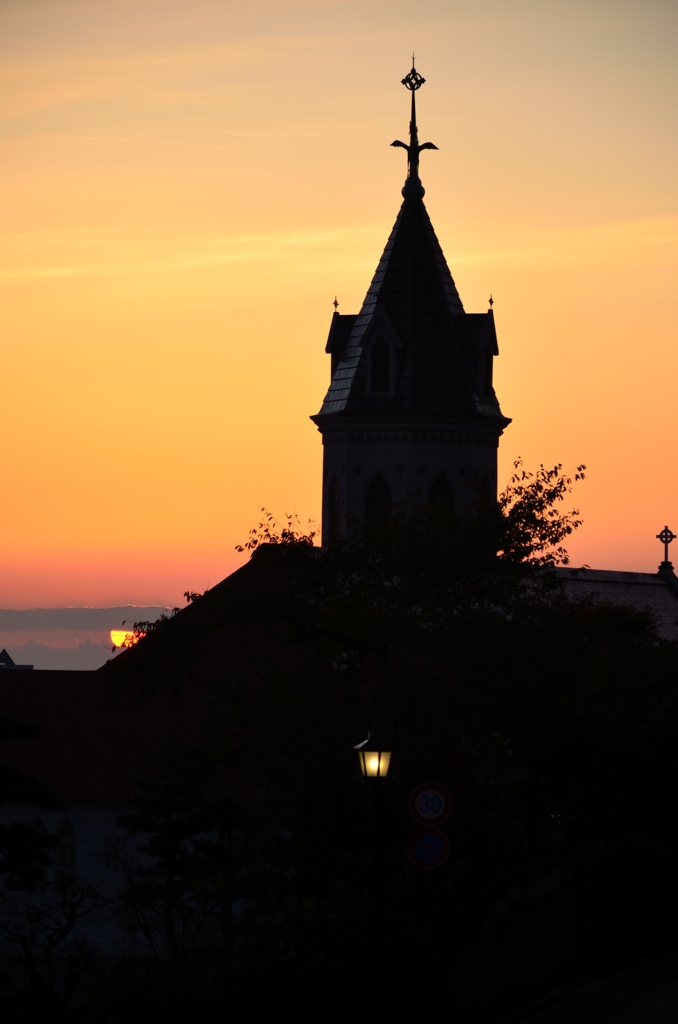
xmin=657 ymin=525 xmax=676 ymax=565
xmin=655 ymin=526 xmax=678 ymax=596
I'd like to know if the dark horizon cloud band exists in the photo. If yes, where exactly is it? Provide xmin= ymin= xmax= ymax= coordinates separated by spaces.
xmin=0 ymin=607 xmax=169 ymax=670
xmin=0 ymin=607 xmax=169 ymax=631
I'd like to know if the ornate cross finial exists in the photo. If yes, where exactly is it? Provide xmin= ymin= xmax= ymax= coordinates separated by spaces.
xmin=401 ymin=64 xmax=425 ymax=91
xmin=657 ymin=525 xmax=676 ymax=564
xmin=390 ymin=60 xmax=438 ymax=198
xmin=333 ymin=296 xmax=339 ymax=312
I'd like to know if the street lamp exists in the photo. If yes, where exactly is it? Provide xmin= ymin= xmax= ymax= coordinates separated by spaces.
xmin=354 ymin=726 xmax=391 ymax=951
xmin=354 ymin=728 xmax=391 ymax=779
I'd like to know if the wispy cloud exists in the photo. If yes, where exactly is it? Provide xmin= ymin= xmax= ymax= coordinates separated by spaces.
xmin=0 ymin=224 xmax=383 ymax=279
xmin=2 ymin=217 xmax=676 ymax=282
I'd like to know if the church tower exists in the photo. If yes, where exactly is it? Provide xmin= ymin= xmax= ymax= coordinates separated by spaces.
xmin=311 ymin=64 xmax=510 ymax=545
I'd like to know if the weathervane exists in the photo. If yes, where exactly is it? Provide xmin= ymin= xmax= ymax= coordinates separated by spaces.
xmin=390 ymin=58 xmax=438 ymax=197
xmin=657 ymin=525 xmax=676 ymax=564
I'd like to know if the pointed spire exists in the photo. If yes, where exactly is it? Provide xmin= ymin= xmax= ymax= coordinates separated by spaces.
xmin=390 ymin=59 xmax=438 ymax=198
xmin=314 ymin=64 xmax=508 ymax=430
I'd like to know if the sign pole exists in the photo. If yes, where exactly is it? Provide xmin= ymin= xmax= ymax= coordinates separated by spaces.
xmin=368 ymin=778 xmax=379 ymax=952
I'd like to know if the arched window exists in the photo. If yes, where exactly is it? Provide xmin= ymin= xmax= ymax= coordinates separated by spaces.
xmin=428 ymin=473 xmax=453 ymax=506
xmin=365 ymin=473 xmax=392 ymax=519
xmin=28 ymin=818 xmax=48 ymax=894
xmin=329 ymin=475 xmax=340 ymax=538
xmin=370 ymin=337 xmax=389 ymax=393
xmin=56 ymin=818 xmax=77 ymax=880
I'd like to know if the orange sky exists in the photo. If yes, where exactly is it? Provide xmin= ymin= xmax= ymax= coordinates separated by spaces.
xmin=1 ymin=0 xmax=677 ymax=608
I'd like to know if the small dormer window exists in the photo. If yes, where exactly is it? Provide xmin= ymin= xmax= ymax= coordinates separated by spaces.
xmin=370 ymin=337 xmax=390 ymax=393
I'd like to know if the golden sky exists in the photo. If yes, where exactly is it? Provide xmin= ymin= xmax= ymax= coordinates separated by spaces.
xmin=1 ymin=0 xmax=677 ymax=607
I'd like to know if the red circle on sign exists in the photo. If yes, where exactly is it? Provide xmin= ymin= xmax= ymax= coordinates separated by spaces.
xmin=408 ymin=827 xmax=450 ymax=870
xmin=409 ymin=783 xmax=451 ymax=825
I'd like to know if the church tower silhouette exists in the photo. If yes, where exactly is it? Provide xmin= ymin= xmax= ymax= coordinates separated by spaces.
xmin=311 ymin=64 xmax=510 ymax=544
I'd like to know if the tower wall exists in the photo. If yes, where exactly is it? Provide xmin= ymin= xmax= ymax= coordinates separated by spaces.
xmin=319 ymin=421 xmax=500 ymax=542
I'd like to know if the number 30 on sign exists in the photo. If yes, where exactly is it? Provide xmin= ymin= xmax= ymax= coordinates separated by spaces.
xmin=409 ymin=783 xmax=451 ymax=825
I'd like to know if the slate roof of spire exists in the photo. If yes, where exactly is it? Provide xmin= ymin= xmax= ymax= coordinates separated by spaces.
xmin=314 ymin=192 xmax=508 ymax=423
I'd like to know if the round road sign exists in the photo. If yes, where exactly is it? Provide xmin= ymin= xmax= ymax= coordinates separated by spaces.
xmin=408 ymin=827 xmax=450 ymax=870
xmin=409 ymin=783 xmax=451 ymax=825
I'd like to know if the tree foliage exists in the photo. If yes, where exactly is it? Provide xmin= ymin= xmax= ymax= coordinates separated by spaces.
xmin=107 ymin=760 xmax=239 ymax=961
xmin=0 ymin=878 xmax=105 ymax=1018
xmin=95 ymin=462 xmax=678 ymax=1019
xmin=0 ymin=713 xmax=61 ymax=892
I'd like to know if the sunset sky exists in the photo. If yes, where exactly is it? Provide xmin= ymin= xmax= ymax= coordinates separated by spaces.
xmin=1 ymin=0 xmax=677 ymax=612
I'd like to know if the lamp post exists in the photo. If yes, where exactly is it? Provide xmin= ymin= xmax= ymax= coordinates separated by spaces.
xmin=354 ymin=727 xmax=392 ymax=951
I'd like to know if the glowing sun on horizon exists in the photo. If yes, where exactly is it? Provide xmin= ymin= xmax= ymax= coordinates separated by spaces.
xmin=110 ymin=629 xmax=141 ymax=648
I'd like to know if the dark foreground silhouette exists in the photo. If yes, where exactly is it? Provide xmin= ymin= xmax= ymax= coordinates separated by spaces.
xmin=4 ymin=468 xmax=678 ymax=1022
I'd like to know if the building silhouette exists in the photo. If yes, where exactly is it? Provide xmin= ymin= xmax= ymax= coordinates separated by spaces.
xmin=0 ymin=648 xmax=33 ymax=670
xmin=1 ymin=65 xmax=678 ymax=998
xmin=311 ymin=63 xmax=510 ymax=545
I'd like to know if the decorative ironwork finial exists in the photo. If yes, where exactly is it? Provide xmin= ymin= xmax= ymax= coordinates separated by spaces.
xmin=390 ymin=60 xmax=438 ymax=198
xmin=401 ymin=64 xmax=425 ymax=91
xmin=657 ymin=525 xmax=676 ymax=564
xmin=489 ymin=294 xmax=494 ymax=309
xmin=333 ymin=296 xmax=339 ymax=312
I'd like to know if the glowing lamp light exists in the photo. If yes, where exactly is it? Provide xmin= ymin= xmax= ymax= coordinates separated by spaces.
xmin=110 ymin=629 xmax=143 ymax=648
xmin=354 ymin=728 xmax=391 ymax=779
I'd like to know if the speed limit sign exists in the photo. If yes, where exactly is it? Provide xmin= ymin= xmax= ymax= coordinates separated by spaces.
xmin=409 ymin=783 xmax=451 ymax=825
